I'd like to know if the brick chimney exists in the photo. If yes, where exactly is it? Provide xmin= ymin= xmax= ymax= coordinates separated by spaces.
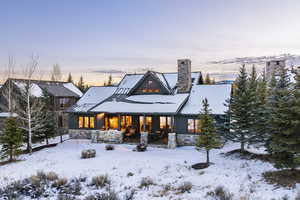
xmin=177 ymin=59 xmax=192 ymax=93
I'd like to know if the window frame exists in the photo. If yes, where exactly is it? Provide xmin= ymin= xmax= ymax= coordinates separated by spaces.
xmin=78 ymin=116 xmax=95 ymax=129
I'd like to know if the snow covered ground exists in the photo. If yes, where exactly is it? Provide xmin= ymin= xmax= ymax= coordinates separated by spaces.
xmin=0 ymin=140 xmax=298 ymax=200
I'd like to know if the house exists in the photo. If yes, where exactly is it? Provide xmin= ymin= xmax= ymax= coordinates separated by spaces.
xmin=266 ymin=58 xmax=300 ymax=82
xmin=0 ymin=79 xmax=83 ymax=132
xmin=67 ymin=59 xmax=232 ymax=146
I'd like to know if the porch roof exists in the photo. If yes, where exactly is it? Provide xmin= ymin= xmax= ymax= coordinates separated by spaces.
xmin=180 ymin=84 xmax=231 ymax=115
xmin=90 ymin=93 xmax=189 ymax=114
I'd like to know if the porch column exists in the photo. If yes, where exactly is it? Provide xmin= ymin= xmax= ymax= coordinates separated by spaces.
xmin=118 ymin=114 xmax=121 ymax=131
xmin=171 ymin=116 xmax=175 ymax=132
xmin=143 ymin=115 xmax=146 ymax=132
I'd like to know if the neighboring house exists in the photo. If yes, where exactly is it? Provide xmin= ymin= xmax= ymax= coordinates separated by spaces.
xmin=266 ymin=58 xmax=300 ymax=82
xmin=0 ymin=79 xmax=83 ymax=132
xmin=67 ymin=59 xmax=232 ymax=146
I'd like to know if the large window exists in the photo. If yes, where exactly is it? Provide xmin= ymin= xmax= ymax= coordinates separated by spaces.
xmin=160 ymin=116 xmax=172 ymax=130
xmin=121 ymin=116 xmax=132 ymax=130
xmin=78 ymin=116 xmax=95 ymax=129
xmin=140 ymin=116 xmax=152 ymax=132
xmin=188 ymin=119 xmax=202 ymax=133
xmin=105 ymin=116 xmax=119 ymax=130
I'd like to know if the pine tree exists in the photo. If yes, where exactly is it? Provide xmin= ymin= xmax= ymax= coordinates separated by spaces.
xmin=268 ymin=67 xmax=298 ymax=169
xmin=254 ymin=70 xmax=269 ymax=144
xmin=77 ymin=76 xmax=85 ymax=92
xmin=0 ymin=117 xmax=23 ymax=161
xmin=247 ymin=65 xmax=262 ymax=144
xmin=39 ymin=90 xmax=57 ymax=145
xmin=107 ymin=74 xmax=113 ymax=86
xmin=205 ymin=74 xmax=211 ymax=84
xmin=67 ymin=73 xmax=73 ymax=83
xmin=224 ymin=65 xmax=255 ymax=153
xmin=198 ymin=73 xmax=204 ymax=84
xmin=196 ymin=98 xmax=220 ymax=165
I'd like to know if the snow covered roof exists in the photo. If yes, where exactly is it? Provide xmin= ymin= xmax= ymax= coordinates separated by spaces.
xmin=69 ymin=86 xmax=117 ymax=112
xmin=0 ymin=112 xmax=18 ymax=118
xmin=180 ymin=84 xmax=232 ymax=115
xmin=10 ymin=79 xmax=82 ymax=98
xmin=91 ymin=94 xmax=189 ymax=114
xmin=114 ymin=71 xmax=201 ymax=95
xmin=285 ymin=56 xmax=300 ymax=68
xmin=163 ymin=72 xmax=201 ymax=89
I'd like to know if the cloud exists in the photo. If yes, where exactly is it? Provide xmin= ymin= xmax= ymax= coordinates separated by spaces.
xmin=91 ymin=69 xmax=126 ymax=74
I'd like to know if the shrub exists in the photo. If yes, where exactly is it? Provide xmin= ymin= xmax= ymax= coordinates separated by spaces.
xmin=52 ymin=178 xmax=68 ymax=188
xmin=139 ymin=177 xmax=155 ymax=188
xmin=84 ymin=190 xmax=119 ymax=200
xmin=124 ymin=189 xmax=135 ymax=200
xmin=91 ymin=175 xmax=111 ymax=189
xmin=177 ymin=181 xmax=192 ymax=193
xmin=206 ymin=185 xmax=233 ymax=200
xmin=57 ymin=194 xmax=77 ymax=200
xmin=81 ymin=149 xmax=96 ymax=159
xmin=46 ymin=172 xmax=59 ymax=181
xmin=160 ymin=184 xmax=172 ymax=196
xmin=105 ymin=144 xmax=115 ymax=151
xmin=127 ymin=172 xmax=134 ymax=177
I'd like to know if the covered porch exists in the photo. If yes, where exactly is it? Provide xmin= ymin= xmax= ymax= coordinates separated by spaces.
xmin=99 ymin=113 xmax=175 ymax=144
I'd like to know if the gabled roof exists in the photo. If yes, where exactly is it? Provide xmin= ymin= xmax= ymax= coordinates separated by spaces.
xmin=68 ymin=86 xmax=117 ymax=113
xmin=8 ymin=79 xmax=83 ymax=98
xmin=114 ymin=71 xmax=201 ymax=95
xmin=180 ymin=84 xmax=232 ymax=115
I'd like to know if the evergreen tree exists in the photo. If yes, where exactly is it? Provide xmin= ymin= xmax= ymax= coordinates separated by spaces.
xmin=205 ymin=74 xmax=211 ymax=84
xmin=224 ymin=65 xmax=255 ymax=153
xmin=77 ymin=76 xmax=86 ymax=92
xmin=107 ymin=74 xmax=113 ymax=86
xmin=196 ymin=98 xmax=220 ymax=165
xmin=254 ymin=70 xmax=269 ymax=144
xmin=0 ymin=117 xmax=23 ymax=161
xmin=39 ymin=90 xmax=57 ymax=145
xmin=268 ymin=67 xmax=298 ymax=169
xmin=67 ymin=72 xmax=73 ymax=83
xmin=198 ymin=73 xmax=204 ymax=84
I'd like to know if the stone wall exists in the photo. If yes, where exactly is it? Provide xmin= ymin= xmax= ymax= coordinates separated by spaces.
xmin=176 ymin=134 xmax=199 ymax=146
xmin=69 ymin=129 xmax=93 ymax=139
xmin=168 ymin=133 xmax=177 ymax=149
xmin=91 ymin=130 xmax=123 ymax=144
xmin=69 ymin=129 xmax=124 ymax=144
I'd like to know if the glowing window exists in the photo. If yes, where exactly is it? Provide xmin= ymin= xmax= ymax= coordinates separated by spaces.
xmin=89 ymin=117 xmax=95 ymax=128
xmin=79 ymin=117 xmax=84 ymax=128
xmin=84 ymin=117 xmax=89 ymax=128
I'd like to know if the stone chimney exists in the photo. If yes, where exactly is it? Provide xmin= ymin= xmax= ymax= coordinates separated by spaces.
xmin=177 ymin=59 xmax=192 ymax=93
xmin=266 ymin=60 xmax=286 ymax=79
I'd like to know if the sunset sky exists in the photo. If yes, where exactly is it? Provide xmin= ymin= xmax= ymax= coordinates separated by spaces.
xmin=1 ymin=0 xmax=300 ymax=85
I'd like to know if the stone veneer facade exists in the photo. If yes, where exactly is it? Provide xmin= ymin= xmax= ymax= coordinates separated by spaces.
xmin=69 ymin=129 xmax=123 ymax=144
xmin=177 ymin=59 xmax=192 ymax=93
xmin=69 ymin=129 xmax=199 ymax=147
xmin=176 ymin=134 xmax=200 ymax=146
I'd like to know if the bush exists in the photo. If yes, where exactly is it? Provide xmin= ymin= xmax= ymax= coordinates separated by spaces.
xmin=177 ymin=181 xmax=192 ymax=193
xmin=91 ymin=175 xmax=111 ymax=189
xmin=52 ymin=178 xmax=68 ymax=188
xmin=46 ymin=172 xmax=59 ymax=181
xmin=139 ymin=177 xmax=155 ymax=188
xmin=105 ymin=145 xmax=115 ymax=151
xmin=135 ymin=143 xmax=147 ymax=152
xmin=127 ymin=172 xmax=134 ymax=177
xmin=206 ymin=185 xmax=233 ymax=200
xmin=81 ymin=149 xmax=96 ymax=159
xmin=84 ymin=190 xmax=119 ymax=200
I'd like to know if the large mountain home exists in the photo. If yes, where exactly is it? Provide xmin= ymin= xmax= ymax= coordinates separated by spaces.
xmin=0 ymin=79 xmax=83 ymax=132
xmin=68 ymin=59 xmax=232 ymax=146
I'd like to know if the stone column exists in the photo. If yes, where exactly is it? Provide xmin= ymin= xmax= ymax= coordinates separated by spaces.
xmin=140 ymin=132 xmax=148 ymax=145
xmin=168 ymin=133 xmax=177 ymax=149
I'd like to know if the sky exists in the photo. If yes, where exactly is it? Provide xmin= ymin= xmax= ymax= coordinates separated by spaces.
xmin=0 ymin=0 xmax=300 ymax=85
